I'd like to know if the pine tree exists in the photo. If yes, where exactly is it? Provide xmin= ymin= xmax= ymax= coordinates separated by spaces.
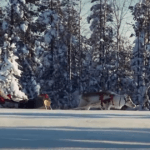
xmin=112 ymin=37 xmax=134 ymax=95
xmin=0 ymin=6 xmax=4 ymax=48
xmin=87 ymin=0 xmax=113 ymax=91
xmin=130 ymin=0 xmax=150 ymax=108
xmin=34 ymin=0 xmax=80 ymax=108
xmin=0 ymin=33 xmax=27 ymax=102
xmin=1 ymin=0 xmax=43 ymax=99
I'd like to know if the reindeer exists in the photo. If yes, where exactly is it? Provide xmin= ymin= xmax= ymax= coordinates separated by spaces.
xmin=77 ymin=91 xmax=136 ymax=110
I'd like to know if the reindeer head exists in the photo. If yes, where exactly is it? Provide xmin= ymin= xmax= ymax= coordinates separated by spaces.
xmin=124 ymin=95 xmax=136 ymax=108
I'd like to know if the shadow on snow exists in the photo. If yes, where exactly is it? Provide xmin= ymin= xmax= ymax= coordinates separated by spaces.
xmin=0 ymin=112 xmax=150 ymax=119
xmin=0 ymin=127 xmax=150 ymax=148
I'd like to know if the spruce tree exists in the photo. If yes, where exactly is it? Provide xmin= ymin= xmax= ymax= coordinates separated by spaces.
xmin=87 ymin=0 xmax=113 ymax=91
xmin=0 ymin=33 xmax=27 ymax=102
xmin=130 ymin=0 xmax=150 ymax=108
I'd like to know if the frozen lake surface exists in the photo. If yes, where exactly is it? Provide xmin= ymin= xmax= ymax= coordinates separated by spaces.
xmin=0 ymin=109 xmax=150 ymax=150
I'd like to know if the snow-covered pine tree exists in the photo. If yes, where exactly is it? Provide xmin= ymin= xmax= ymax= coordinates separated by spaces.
xmin=0 ymin=6 xmax=5 ymax=49
xmin=0 ymin=1 xmax=29 ymax=104
xmin=130 ymin=0 xmax=150 ymax=108
xmin=35 ymin=0 xmax=79 ymax=108
xmin=111 ymin=36 xmax=134 ymax=95
xmin=78 ymin=36 xmax=94 ymax=93
xmin=34 ymin=0 xmax=61 ymax=108
xmin=37 ymin=0 xmax=80 ymax=108
xmin=60 ymin=0 xmax=87 ymax=108
xmin=4 ymin=0 xmax=42 ymax=99
xmin=0 ymin=33 xmax=27 ymax=105
xmin=87 ymin=0 xmax=114 ymax=92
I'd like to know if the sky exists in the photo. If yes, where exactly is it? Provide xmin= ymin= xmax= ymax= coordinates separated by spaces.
xmin=79 ymin=0 xmax=92 ymax=38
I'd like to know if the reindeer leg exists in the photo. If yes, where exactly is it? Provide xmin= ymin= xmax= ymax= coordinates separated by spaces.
xmin=107 ymin=105 xmax=111 ymax=110
xmin=104 ymin=102 xmax=110 ymax=110
xmin=45 ymin=106 xmax=48 ymax=110
xmin=87 ymin=106 xmax=91 ymax=110
xmin=49 ymin=105 xmax=52 ymax=110
xmin=99 ymin=103 xmax=104 ymax=110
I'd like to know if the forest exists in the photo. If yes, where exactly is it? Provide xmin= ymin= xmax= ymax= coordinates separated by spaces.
xmin=0 ymin=0 xmax=150 ymax=110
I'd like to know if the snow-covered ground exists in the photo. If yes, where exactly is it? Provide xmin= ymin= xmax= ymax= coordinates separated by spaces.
xmin=0 ymin=109 xmax=150 ymax=150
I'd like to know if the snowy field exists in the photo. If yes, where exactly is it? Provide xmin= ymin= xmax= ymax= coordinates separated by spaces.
xmin=0 ymin=109 xmax=150 ymax=150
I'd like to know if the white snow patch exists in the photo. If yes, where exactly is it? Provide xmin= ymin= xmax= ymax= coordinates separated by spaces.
xmin=20 ymin=0 xmax=26 ymax=4
xmin=20 ymin=23 xmax=28 ymax=32
xmin=22 ymin=46 xmax=29 ymax=55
